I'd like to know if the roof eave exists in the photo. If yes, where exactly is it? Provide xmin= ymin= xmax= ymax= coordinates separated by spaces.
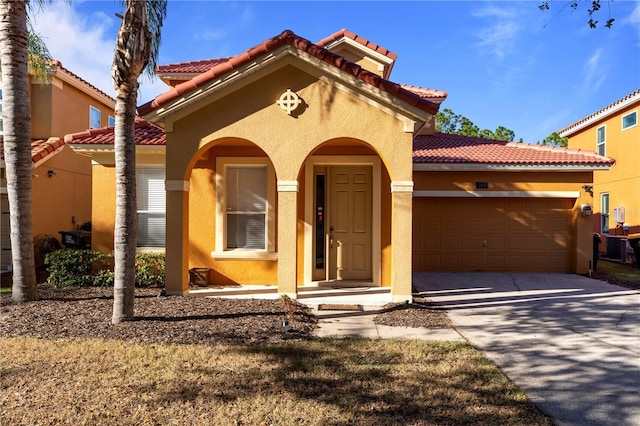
xmin=143 ymin=45 xmax=437 ymax=127
xmin=558 ymin=91 xmax=640 ymax=137
xmin=412 ymin=163 xmax=614 ymax=172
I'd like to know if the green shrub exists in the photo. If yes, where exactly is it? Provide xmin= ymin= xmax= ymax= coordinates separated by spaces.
xmin=45 ymin=249 xmax=164 ymax=288
xmin=135 ymin=252 xmax=165 ymax=287
xmin=45 ymin=249 xmax=113 ymax=287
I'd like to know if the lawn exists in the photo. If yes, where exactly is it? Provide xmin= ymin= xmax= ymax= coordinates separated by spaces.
xmin=593 ymin=259 xmax=640 ymax=290
xmin=0 ymin=337 xmax=552 ymax=425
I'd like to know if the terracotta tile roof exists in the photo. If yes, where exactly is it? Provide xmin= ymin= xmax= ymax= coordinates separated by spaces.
xmin=139 ymin=30 xmax=440 ymax=116
xmin=156 ymin=57 xmax=232 ymax=75
xmin=401 ymin=84 xmax=448 ymax=105
xmin=316 ymin=28 xmax=397 ymax=60
xmin=413 ymin=132 xmax=615 ymax=166
xmin=0 ymin=137 xmax=65 ymax=165
xmin=64 ymin=118 xmax=166 ymax=146
xmin=558 ymin=89 xmax=640 ymax=136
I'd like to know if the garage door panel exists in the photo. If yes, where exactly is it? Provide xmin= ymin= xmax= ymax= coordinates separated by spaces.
xmin=413 ymin=197 xmax=572 ymax=272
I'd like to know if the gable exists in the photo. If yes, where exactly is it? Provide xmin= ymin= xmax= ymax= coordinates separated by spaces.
xmin=140 ymin=30 xmax=437 ymax=129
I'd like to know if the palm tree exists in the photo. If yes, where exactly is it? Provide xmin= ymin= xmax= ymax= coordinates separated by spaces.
xmin=111 ymin=0 xmax=166 ymax=324
xmin=0 ymin=0 xmax=45 ymax=302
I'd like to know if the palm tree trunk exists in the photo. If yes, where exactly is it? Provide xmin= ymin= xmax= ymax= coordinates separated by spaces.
xmin=0 ymin=0 xmax=38 ymax=302
xmin=111 ymin=87 xmax=138 ymax=323
xmin=111 ymin=0 xmax=153 ymax=324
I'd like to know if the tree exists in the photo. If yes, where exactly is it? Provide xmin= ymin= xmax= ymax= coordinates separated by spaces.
xmin=111 ymin=0 xmax=166 ymax=324
xmin=539 ymin=131 xmax=568 ymax=147
xmin=0 ymin=0 xmax=52 ymax=302
xmin=435 ymin=108 xmax=517 ymax=142
xmin=539 ymin=0 xmax=615 ymax=28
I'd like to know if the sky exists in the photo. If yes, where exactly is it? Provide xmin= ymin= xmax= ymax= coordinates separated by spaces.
xmin=30 ymin=0 xmax=640 ymax=144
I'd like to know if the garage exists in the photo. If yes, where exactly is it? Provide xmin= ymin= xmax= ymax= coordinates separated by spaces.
xmin=413 ymin=197 xmax=574 ymax=272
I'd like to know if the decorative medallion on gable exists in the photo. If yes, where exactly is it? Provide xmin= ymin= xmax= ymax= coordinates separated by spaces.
xmin=276 ymin=89 xmax=303 ymax=116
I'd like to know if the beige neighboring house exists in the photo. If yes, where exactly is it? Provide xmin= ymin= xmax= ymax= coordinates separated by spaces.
xmin=0 ymin=61 xmax=115 ymax=271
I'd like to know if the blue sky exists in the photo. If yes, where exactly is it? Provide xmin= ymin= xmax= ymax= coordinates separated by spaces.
xmin=31 ymin=1 xmax=640 ymax=144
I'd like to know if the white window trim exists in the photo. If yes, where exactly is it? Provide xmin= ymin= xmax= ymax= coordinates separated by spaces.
xmin=136 ymin=166 xmax=166 ymax=249
xmin=601 ymin=192 xmax=610 ymax=234
xmin=212 ymin=157 xmax=276 ymax=260
xmin=596 ymin=125 xmax=606 ymax=156
xmin=89 ymin=105 xmax=101 ymax=129
xmin=622 ymin=110 xmax=637 ymax=131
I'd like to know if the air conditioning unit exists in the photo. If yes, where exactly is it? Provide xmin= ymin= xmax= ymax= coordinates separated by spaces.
xmin=613 ymin=207 xmax=625 ymax=223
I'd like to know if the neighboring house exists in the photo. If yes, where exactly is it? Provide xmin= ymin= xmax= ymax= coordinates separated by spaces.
xmin=559 ymin=89 xmax=639 ymax=262
xmin=0 ymin=61 xmax=115 ymax=270
xmin=67 ymin=29 xmax=613 ymax=301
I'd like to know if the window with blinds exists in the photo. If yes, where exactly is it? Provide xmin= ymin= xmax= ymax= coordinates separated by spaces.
xmin=137 ymin=167 xmax=166 ymax=247
xmin=225 ymin=166 xmax=267 ymax=250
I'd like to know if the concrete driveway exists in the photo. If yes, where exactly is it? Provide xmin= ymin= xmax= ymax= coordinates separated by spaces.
xmin=413 ymin=272 xmax=640 ymax=426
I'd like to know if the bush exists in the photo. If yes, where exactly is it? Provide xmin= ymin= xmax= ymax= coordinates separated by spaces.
xmin=45 ymin=249 xmax=113 ymax=287
xmin=45 ymin=250 xmax=165 ymax=288
xmin=135 ymin=253 xmax=165 ymax=287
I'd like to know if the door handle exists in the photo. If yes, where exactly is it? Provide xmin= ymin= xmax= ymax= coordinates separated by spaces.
xmin=329 ymin=226 xmax=334 ymax=249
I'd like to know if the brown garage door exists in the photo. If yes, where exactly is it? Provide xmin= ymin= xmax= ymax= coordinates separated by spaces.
xmin=413 ymin=197 xmax=573 ymax=272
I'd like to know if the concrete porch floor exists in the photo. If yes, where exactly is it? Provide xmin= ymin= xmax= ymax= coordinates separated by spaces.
xmin=187 ymin=284 xmax=393 ymax=307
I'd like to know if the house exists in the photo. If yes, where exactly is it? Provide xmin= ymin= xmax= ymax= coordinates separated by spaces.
xmin=66 ymin=29 xmax=613 ymax=301
xmin=0 ymin=61 xmax=115 ymax=270
xmin=559 ymin=89 xmax=639 ymax=263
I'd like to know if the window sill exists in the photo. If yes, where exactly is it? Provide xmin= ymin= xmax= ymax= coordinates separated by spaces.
xmin=211 ymin=251 xmax=277 ymax=261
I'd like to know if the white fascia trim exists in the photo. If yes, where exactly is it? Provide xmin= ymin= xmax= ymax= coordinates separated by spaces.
xmin=559 ymin=93 xmax=640 ymax=137
xmin=413 ymin=190 xmax=581 ymax=198
xmin=166 ymin=180 xmax=189 ymax=192
xmin=412 ymin=163 xmax=612 ymax=172
xmin=69 ymin=144 xmax=166 ymax=155
xmin=277 ymin=180 xmax=298 ymax=192
xmin=391 ymin=181 xmax=413 ymax=193
xmin=322 ymin=37 xmax=395 ymax=67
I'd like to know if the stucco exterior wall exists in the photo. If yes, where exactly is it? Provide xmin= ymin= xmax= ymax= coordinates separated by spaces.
xmin=90 ymin=164 xmax=116 ymax=253
xmin=161 ymin=62 xmax=417 ymax=296
xmin=31 ymin=78 xmax=114 ymax=139
xmin=567 ymin=101 xmax=639 ymax=237
xmin=31 ymin=146 xmax=92 ymax=240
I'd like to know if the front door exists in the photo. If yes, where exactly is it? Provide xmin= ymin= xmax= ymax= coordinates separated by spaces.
xmin=327 ymin=166 xmax=372 ymax=281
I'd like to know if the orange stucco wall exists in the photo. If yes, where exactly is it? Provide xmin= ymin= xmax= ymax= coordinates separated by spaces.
xmin=160 ymin=59 xmax=418 ymax=296
xmin=31 ymin=77 xmax=114 ymax=139
xmin=31 ymin=146 xmax=92 ymax=242
xmin=90 ymin=164 xmax=116 ymax=253
xmin=567 ymin=101 xmax=639 ymax=239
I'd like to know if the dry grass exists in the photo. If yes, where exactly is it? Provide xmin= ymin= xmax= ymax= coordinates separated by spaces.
xmin=1 ymin=337 xmax=552 ymax=426
xmin=593 ymin=259 xmax=640 ymax=290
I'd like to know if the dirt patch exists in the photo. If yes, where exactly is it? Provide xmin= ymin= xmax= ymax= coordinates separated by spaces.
xmin=373 ymin=297 xmax=452 ymax=329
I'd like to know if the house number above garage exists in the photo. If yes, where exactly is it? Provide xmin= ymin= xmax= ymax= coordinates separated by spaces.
xmin=276 ymin=89 xmax=302 ymax=115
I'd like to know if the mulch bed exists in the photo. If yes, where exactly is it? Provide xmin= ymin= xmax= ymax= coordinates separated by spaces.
xmin=0 ymin=287 xmax=452 ymax=346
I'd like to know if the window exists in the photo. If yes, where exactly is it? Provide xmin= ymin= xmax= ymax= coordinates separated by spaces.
xmin=0 ymin=89 xmax=3 ymax=134
xmin=601 ymin=193 xmax=609 ymax=234
xmin=596 ymin=125 xmax=606 ymax=156
xmin=108 ymin=115 xmax=116 ymax=127
xmin=622 ymin=111 xmax=637 ymax=130
xmin=137 ymin=167 xmax=165 ymax=247
xmin=215 ymin=157 xmax=275 ymax=258
xmin=89 ymin=106 xmax=101 ymax=128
